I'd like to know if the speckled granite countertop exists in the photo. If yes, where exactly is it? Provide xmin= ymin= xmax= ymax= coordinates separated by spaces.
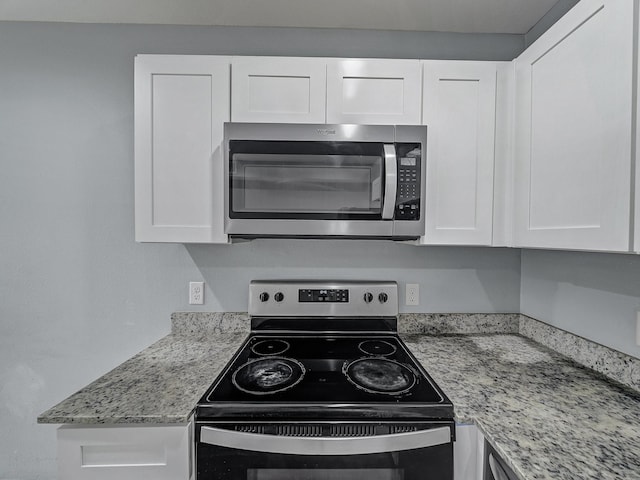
xmin=38 ymin=332 xmax=246 ymax=424
xmin=38 ymin=322 xmax=640 ymax=480
xmin=403 ymin=334 xmax=640 ymax=480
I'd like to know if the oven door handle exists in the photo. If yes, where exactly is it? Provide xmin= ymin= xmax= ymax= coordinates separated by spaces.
xmin=199 ymin=426 xmax=451 ymax=455
xmin=381 ymin=144 xmax=397 ymax=220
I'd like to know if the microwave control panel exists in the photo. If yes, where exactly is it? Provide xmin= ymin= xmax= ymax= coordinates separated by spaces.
xmin=395 ymin=145 xmax=421 ymax=221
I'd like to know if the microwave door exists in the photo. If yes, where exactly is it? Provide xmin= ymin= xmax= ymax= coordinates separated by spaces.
xmin=229 ymin=141 xmax=387 ymax=221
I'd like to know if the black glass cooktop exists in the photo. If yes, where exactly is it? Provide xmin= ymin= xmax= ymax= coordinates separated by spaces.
xmin=197 ymin=334 xmax=453 ymax=421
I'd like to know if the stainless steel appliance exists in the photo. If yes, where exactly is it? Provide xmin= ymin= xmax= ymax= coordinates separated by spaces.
xmin=195 ymin=280 xmax=454 ymax=480
xmin=224 ymin=123 xmax=426 ymax=239
xmin=483 ymin=440 xmax=518 ymax=480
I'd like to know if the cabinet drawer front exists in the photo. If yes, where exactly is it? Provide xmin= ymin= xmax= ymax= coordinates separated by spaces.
xmin=327 ymin=59 xmax=422 ymax=125
xmin=58 ymin=424 xmax=191 ymax=480
xmin=231 ymin=57 xmax=326 ymax=123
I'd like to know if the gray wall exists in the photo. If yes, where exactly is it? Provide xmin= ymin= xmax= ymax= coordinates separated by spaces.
xmin=521 ymin=250 xmax=640 ymax=359
xmin=187 ymin=243 xmax=521 ymax=313
xmin=0 ymin=21 xmax=523 ymax=479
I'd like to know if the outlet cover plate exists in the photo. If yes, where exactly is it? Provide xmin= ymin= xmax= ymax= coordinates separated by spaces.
xmin=406 ymin=283 xmax=419 ymax=306
xmin=189 ymin=281 xmax=204 ymax=305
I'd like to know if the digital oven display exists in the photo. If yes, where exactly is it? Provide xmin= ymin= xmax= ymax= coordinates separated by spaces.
xmin=299 ymin=289 xmax=349 ymax=303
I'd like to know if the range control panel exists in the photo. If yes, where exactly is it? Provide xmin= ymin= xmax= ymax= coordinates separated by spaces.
xmin=395 ymin=145 xmax=422 ymax=221
xmin=299 ymin=289 xmax=349 ymax=303
xmin=249 ymin=281 xmax=398 ymax=318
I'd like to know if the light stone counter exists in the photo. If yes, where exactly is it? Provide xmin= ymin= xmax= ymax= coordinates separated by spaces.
xmin=38 ymin=331 xmax=247 ymax=424
xmin=403 ymin=334 xmax=640 ymax=480
xmin=38 ymin=313 xmax=640 ymax=479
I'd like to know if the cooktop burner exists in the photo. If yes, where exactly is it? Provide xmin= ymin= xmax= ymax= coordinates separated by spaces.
xmin=250 ymin=339 xmax=291 ymax=356
xmin=232 ymin=356 xmax=305 ymax=395
xmin=358 ymin=339 xmax=397 ymax=356
xmin=343 ymin=357 xmax=416 ymax=395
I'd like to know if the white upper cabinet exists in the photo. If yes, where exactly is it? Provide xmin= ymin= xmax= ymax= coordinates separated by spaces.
xmin=135 ymin=55 xmax=230 ymax=243
xmin=636 ymin=13 xmax=640 ymax=253
xmin=492 ymin=62 xmax=516 ymax=248
xmin=231 ymin=57 xmax=327 ymax=123
xmin=513 ymin=0 xmax=634 ymax=252
xmin=326 ymin=59 xmax=422 ymax=125
xmin=421 ymin=61 xmax=498 ymax=245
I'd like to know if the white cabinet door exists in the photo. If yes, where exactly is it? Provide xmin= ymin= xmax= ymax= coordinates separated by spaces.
xmin=454 ymin=424 xmax=484 ymax=480
xmin=135 ymin=55 xmax=229 ymax=243
xmin=231 ymin=57 xmax=326 ymax=123
xmin=513 ymin=0 xmax=633 ymax=252
xmin=58 ymin=423 xmax=192 ymax=480
xmin=492 ymin=62 xmax=516 ymax=247
xmin=421 ymin=61 xmax=497 ymax=245
xmin=326 ymin=59 xmax=422 ymax=125
xmin=635 ymin=15 xmax=640 ymax=253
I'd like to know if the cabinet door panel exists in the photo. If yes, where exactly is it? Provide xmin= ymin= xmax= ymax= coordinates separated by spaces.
xmin=151 ymin=74 xmax=213 ymax=228
xmin=492 ymin=62 xmax=516 ymax=247
xmin=58 ymin=424 xmax=191 ymax=480
xmin=232 ymin=57 xmax=326 ymax=123
xmin=135 ymin=55 xmax=229 ymax=243
xmin=454 ymin=424 xmax=483 ymax=480
xmin=635 ymin=14 xmax=640 ymax=253
xmin=421 ymin=61 xmax=497 ymax=245
xmin=514 ymin=0 xmax=633 ymax=251
xmin=327 ymin=59 xmax=421 ymax=124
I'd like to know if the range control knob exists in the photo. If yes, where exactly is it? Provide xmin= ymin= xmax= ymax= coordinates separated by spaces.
xmin=378 ymin=292 xmax=388 ymax=303
xmin=363 ymin=292 xmax=374 ymax=304
xmin=274 ymin=292 xmax=284 ymax=302
xmin=259 ymin=292 xmax=269 ymax=302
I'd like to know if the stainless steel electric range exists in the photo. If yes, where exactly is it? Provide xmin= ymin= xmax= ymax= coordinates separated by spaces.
xmin=195 ymin=281 xmax=455 ymax=480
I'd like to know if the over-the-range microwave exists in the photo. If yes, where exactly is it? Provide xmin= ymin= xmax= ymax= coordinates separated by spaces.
xmin=224 ymin=122 xmax=426 ymax=240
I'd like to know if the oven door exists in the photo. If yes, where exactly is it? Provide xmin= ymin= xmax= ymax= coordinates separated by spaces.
xmin=196 ymin=422 xmax=454 ymax=480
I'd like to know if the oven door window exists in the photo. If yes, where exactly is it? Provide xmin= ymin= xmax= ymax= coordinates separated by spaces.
xmin=229 ymin=141 xmax=385 ymax=220
xmin=197 ymin=438 xmax=453 ymax=480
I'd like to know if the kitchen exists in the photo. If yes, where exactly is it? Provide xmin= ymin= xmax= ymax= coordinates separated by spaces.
xmin=2 ymin=0 xmax=640 ymax=478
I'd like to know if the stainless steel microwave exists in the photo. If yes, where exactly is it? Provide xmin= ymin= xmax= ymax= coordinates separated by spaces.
xmin=224 ymin=123 xmax=426 ymax=239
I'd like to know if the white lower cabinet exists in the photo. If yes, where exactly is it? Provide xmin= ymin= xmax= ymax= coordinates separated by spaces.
xmin=454 ymin=424 xmax=484 ymax=480
xmin=58 ymin=423 xmax=192 ymax=480
xmin=420 ymin=61 xmax=500 ymax=246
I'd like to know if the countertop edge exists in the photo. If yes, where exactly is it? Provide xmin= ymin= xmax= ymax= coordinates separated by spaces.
xmin=37 ymin=413 xmax=193 ymax=425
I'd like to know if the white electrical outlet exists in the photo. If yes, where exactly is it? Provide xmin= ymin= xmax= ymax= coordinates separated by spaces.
xmin=406 ymin=283 xmax=419 ymax=306
xmin=189 ymin=281 xmax=204 ymax=305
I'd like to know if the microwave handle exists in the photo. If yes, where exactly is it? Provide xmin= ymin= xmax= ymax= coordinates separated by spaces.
xmin=200 ymin=425 xmax=450 ymax=456
xmin=381 ymin=144 xmax=398 ymax=220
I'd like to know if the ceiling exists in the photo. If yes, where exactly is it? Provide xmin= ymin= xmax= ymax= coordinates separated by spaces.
xmin=0 ymin=0 xmax=563 ymax=34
